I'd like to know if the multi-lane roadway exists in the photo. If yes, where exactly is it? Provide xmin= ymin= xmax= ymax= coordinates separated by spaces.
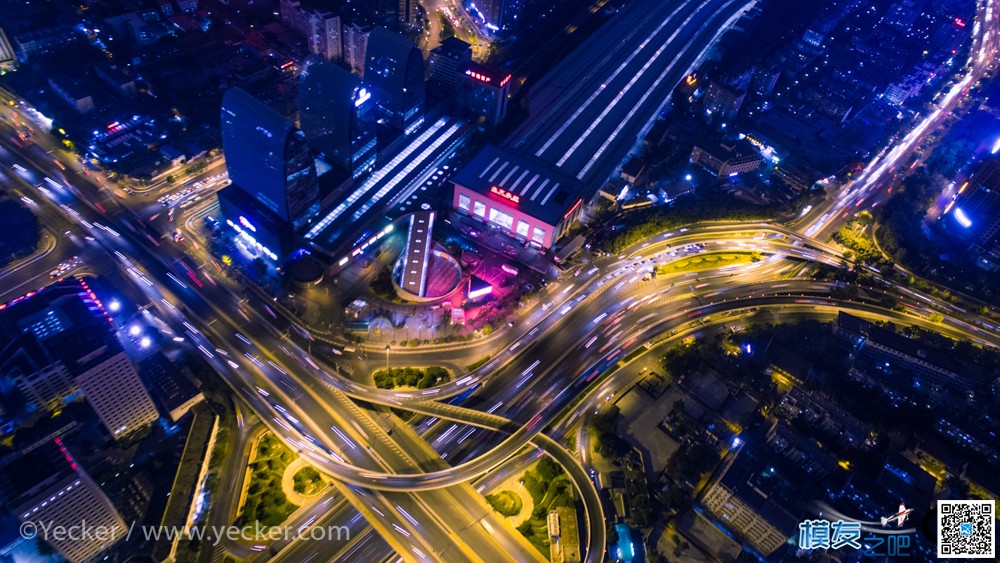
xmin=1 ymin=0 xmax=999 ymax=560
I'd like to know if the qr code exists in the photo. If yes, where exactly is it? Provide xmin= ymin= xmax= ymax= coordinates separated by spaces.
xmin=938 ymin=500 xmax=995 ymax=559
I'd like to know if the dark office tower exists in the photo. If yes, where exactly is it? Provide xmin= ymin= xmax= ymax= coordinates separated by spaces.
xmin=221 ymin=87 xmax=319 ymax=230
xmin=428 ymin=37 xmax=472 ymax=92
xmin=457 ymin=60 xmax=510 ymax=127
xmin=299 ymin=58 xmax=377 ymax=178
xmin=364 ymin=27 xmax=425 ymax=135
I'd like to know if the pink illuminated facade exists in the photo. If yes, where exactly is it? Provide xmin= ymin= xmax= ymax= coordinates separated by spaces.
xmin=451 ymin=145 xmax=585 ymax=249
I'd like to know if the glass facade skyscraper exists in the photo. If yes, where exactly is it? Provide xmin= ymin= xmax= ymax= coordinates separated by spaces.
xmin=299 ymin=57 xmax=377 ymax=178
xmin=364 ymin=27 xmax=425 ymax=134
xmin=221 ymin=87 xmax=320 ymax=230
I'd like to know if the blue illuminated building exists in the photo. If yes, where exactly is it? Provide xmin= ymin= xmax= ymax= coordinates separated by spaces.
xmin=364 ymin=27 xmax=425 ymax=135
xmin=299 ymin=57 xmax=377 ymax=179
xmin=220 ymin=87 xmax=320 ymax=231
xmin=219 ymin=88 xmax=322 ymax=262
xmin=946 ymin=159 xmax=1000 ymax=270
xmin=216 ymin=187 xmax=296 ymax=261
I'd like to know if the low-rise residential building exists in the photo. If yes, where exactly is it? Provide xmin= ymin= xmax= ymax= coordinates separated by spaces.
xmin=547 ymin=507 xmax=581 ymax=563
xmin=700 ymin=449 xmax=798 ymax=557
xmin=690 ymin=139 xmax=762 ymax=177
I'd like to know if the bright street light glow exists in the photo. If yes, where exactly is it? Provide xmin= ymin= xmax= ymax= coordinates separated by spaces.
xmin=128 ymin=325 xmax=141 ymax=336
xmin=108 ymin=299 xmax=121 ymax=312
xmin=139 ymin=336 xmax=152 ymax=348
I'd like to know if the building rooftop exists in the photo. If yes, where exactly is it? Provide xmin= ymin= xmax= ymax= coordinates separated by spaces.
xmin=866 ymin=324 xmax=961 ymax=375
xmin=503 ymin=0 xmax=746 ymax=190
xmin=0 ymin=278 xmax=118 ymax=371
xmin=364 ymin=27 xmax=422 ymax=100
xmin=0 ymin=439 xmax=77 ymax=508
xmin=694 ymin=138 xmax=761 ymax=163
xmin=877 ymin=452 xmax=936 ymax=510
xmin=715 ymin=449 xmax=800 ymax=536
xmin=435 ymin=36 xmax=472 ymax=55
xmin=452 ymin=145 xmax=586 ymax=226
xmin=138 ymin=354 xmax=202 ymax=418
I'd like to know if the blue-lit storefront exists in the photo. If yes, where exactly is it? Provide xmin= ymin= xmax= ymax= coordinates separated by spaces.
xmin=217 ymin=184 xmax=297 ymax=262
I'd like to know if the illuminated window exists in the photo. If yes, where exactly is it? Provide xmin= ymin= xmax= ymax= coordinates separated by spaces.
xmin=458 ymin=193 xmax=471 ymax=212
xmin=488 ymin=208 xmax=514 ymax=230
xmin=516 ymin=220 xmax=530 ymax=239
xmin=532 ymin=227 xmax=546 ymax=245
xmin=473 ymin=200 xmax=486 ymax=218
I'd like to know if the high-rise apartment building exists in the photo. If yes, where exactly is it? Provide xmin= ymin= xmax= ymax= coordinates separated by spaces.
xmin=310 ymin=11 xmax=342 ymax=60
xmin=342 ymin=19 xmax=372 ymax=76
xmin=372 ymin=0 xmax=418 ymax=25
xmin=279 ymin=0 xmax=343 ymax=61
xmin=74 ymin=350 xmax=160 ymax=438
xmin=702 ymin=80 xmax=745 ymax=120
xmin=0 ymin=438 xmax=127 ymax=563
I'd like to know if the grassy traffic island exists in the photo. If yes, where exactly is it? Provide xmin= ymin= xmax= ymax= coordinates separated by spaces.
xmin=372 ymin=366 xmax=451 ymax=389
xmin=486 ymin=490 xmax=524 ymax=517
xmin=656 ymin=251 xmax=762 ymax=275
xmin=292 ymin=466 xmax=325 ymax=496
xmin=515 ymin=457 xmax=577 ymax=553
xmin=236 ymin=433 xmax=299 ymax=530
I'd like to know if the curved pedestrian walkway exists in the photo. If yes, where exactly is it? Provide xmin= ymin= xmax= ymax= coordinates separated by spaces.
xmin=281 ymin=457 xmax=328 ymax=505
xmin=488 ymin=473 xmax=535 ymax=528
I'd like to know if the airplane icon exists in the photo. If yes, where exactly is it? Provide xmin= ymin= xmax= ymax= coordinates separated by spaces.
xmin=881 ymin=503 xmax=914 ymax=527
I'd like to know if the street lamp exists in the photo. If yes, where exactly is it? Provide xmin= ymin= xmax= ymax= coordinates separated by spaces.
xmin=385 ymin=344 xmax=390 ymax=377
xmin=108 ymin=299 xmax=121 ymax=313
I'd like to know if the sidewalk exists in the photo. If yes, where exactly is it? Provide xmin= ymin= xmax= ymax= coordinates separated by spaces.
xmin=280 ymin=458 xmax=329 ymax=505
xmin=446 ymin=213 xmax=558 ymax=276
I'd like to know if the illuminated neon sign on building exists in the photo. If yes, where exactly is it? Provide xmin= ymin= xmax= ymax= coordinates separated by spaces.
xmin=466 ymin=69 xmax=492 ymax=83
xmin=238 ymin=216 xmax=257 ymax=232
xmin=466 ymin=69 xmax=513 ymax=88
xmin=490 ymin=185 xmax=520 ymax=203
xmin=355 ymin=87 xmax=371 ymax=107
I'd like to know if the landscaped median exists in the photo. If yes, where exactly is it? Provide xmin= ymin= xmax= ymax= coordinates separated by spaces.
xmin=235 ymin=433 xmax=299 ymax=531
xmin=372 ymin=366 xmax=452 ymax=389
xmin=486 ymin=490 xmax=524 ymax=517
xmin=656 ymin=251 xmax=762 ymax=275
xmin=511 ymin=457 xmax=578 ymax=554
xmin=292 ymin=465 xmax=325 ymax=496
